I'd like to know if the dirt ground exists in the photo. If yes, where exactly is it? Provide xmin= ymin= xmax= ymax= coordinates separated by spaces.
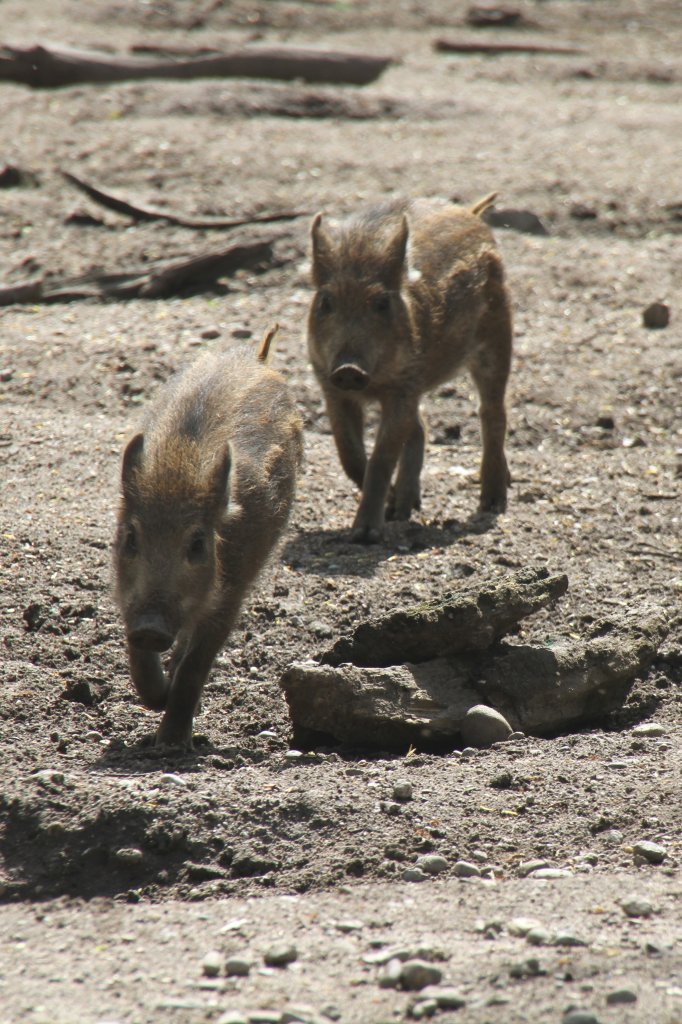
xmin=1 ymin=1 xmax=681 ymax=1022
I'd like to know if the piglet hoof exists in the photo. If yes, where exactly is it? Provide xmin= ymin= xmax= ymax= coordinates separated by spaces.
xmin=351 ymin=524 xmax=383 ymax=544
xmin=155 ymin=722 xmax=194 ymax=751
xmin=478 ymin=494 xmax=507 ymax=515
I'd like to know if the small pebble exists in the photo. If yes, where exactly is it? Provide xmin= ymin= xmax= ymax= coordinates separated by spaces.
xmin=601 ymin=830 xmax=624 ymax=846
xmin=563 ymin=1012 xmax=601 ymax=1024
xmin=248 ymin=1012 xmax=283 ymax=1024
xmin=621 ymin=896 xmax=653 ymax=918
xmin=632 ymin=722 xmax=666 ymax=737
xmin=378 ymin=957 xmax=403 ymax=988
xmin=531 ymin=868 xmax=571 ymax=880
xmin=400 ymin=959 xmax=443 ymax=991
xmin=202 ymin=950 xmax=224 ymax=978
xmin=115 ymin=847 xmax=144 ymax=866
xmin=508 ymin=917 xmax=542 ymax=937
xmin=454 ymin=860 xmax=481 ymax=878
xmin=225 ymin=956 xmax=252 ymax=977
xmin=606 ymin=988 xmax=637 ymax=1005
xmin=392 ymin=780 xmax=413 ymax=801
xmin=334 ymin=919 xmax=363 ymax=933
xmin=285 ymin=750 xmax=304 ymax=762
xmin=201 ymin=327 xmax=221 ymax=340
xmin=160 ymin=772 xmax=188 ymax=787
xmin=509 ymin=957 xmax=544 ymax=978
xmin=420 ymin=985 xmax=467 ymax=1009
xmin=633 ymin=840 xmax=667 ymax=865
xmin=217 ymin=1013 xmax=248 ymax=1024
xmin=282 ymin=1008 xmax=318 ymax=1023
xmin=403 ymin=867 xmax=430 ymax=883
xmin=263 ymin=943 xmax=298 ymax=967
xmin=518 ymin=859 xmax=549 ymax=877
xmin=415 ymin=854 xmax=448 ymax=876
xmin=642 ymin=302 xmax=670 ymax=329
xmin=409 ymin=998 xmax=438 ymax=1019
xmin=33 ymin=769 xmax=65 ymax=786
xmin=508 ymin=730 xmax=526 ymax=741
xmin=461 ymin=704 xmax=512 ymax=748
xmin=526 ymin=927 xmax=551 ymax=946
xmin=553 ymin=932 xmax=587 ymax=948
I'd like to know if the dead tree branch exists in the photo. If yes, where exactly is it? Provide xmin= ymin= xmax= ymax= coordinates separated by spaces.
xmin=434 ymin=37 xmax=586 ymax=56
xmin=0 ymin=239 xmax=275 ymax=305
xmin=61 ymin=171 xmax=309 ymax=229
xmin=0 ymin=42 xmax=392 ymax=88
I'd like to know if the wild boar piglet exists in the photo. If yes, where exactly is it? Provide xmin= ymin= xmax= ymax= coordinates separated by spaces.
xmin=307 ymin=194 xmax=512 ymax=542
xmin=113 ymin=330 xmax=303 ymax=748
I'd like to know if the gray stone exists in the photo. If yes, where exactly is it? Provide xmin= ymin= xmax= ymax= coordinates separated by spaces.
xmin=263 ymin=943 xmax=298 ymax=967
xmin=509 ymin=957 xmax=544 ymax=978
xmin=632 ymin=722 xmax=666 ymax=737
xmin=633 ymin=840 xmax=667 ymax=865
xmin=225 ymin=956 xmax=252 ymax=977
xmin=403 ymin=867 xmax=430 ymax=883
xmin=420 ymin=986 xmax=467 ymax=1009
xmin=400 ymin=959 xmax=443 ymax=991
xmin=415 ymin=854 xmax=448 ymax=875
xmin=526 ymin=927 xmax=551 ymax=946
xmin=33 ymin=769 xmax=66 ymax=786
xmin=409 ymin=999 xmax=438 ymax=1019
xmin=518 ymin=859 xmax=549 ymax=877
xmin=508 ymin=917 xmax=542 ymax=937
xmin=248 ymin=1013 xmax=283 ymax=1024
xmin=115 ymin=847 xmax=144 ymax=866
xmin=282 ymin=1007 xmax=319 ymax=1023
xmin=202 ymin=950 xmax=223 ymax=978
xmin=621 ymin=896 xmax=653 ymax=918
xmin=392 ymin=780 xmax=413 ymax=801
xmin=606 ymin=988 xmax=637 ymax=1005
xmin=461 ymin=704 xmax=513 ymax=748
xmin=642 ymin=302 xmax=670 ymax=329
xmin=553 ymin=932 xmax=588 ymax=948
xmin=454 ymin=860 xmax=481 ymax=878
xmin=531 ymin=868 xmax=571 ymax=879
xmin=562 ymin=1013 xmax=601 ymax=1024
xmin=378 ymin=957 xmax=403 ymax=988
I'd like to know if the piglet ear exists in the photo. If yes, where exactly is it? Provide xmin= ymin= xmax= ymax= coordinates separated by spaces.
xmin=380 ymin=214 xmax=409 ymax=290
xmin=121 ymin=433 xmax=144 ymax=494
xmin=311 ymin=213 xmax=335 ymax=287
xmin=210 ymin=443 xmax=232 ymax=509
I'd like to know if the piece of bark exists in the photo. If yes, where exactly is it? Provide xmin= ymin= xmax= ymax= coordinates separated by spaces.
xmin=0 ymin=279 xmax=44 ymax=305
xmin=434 ymin=38 xmax=586 ymax=56
xmin=61 ymin=170 xmax=308 ymax=229
xmin=0 ymin=239 xmax=274 ymax=305
xmin=281 ymin=609 xmax=668 ymax=751
xmin=320 ymin=566 xmax=568 ymax=668
xmin=0 ymin=42 xmax=392 ymax=89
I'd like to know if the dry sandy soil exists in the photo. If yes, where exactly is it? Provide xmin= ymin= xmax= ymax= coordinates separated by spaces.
xmin=1 ymin=1 xmax=681 ymax=1022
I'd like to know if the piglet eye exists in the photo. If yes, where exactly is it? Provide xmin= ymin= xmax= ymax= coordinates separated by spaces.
xmin=123 ymin=524 xmax=138 ymax=556
xmin=187 ymin=530 xmax=207 ymax=563
xmin=373 ymin=292 xmax=391 ymax=314
xmin=316 ymin=291 xmax=333 ymax=316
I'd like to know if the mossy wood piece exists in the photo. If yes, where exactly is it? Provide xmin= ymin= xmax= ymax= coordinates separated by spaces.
xmin=282 ymin=608 xmax=667 ymax=751
xmin=321 ymin=567 xmax=569 ymax=668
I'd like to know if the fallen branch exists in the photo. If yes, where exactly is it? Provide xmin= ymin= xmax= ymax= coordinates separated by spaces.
xmin=0 ymin=42 xmax=392 ymax=89
xmin=434 ymin=37 xmax=586 ymax=56
xmin=61 ymin=170 xmax=309 ymax=229
xmin=0 ymin=239 xmax=275 ymax=304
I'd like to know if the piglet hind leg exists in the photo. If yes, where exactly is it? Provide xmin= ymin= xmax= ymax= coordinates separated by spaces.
xmin=469 ymin=304 xmax=512 ymax=513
